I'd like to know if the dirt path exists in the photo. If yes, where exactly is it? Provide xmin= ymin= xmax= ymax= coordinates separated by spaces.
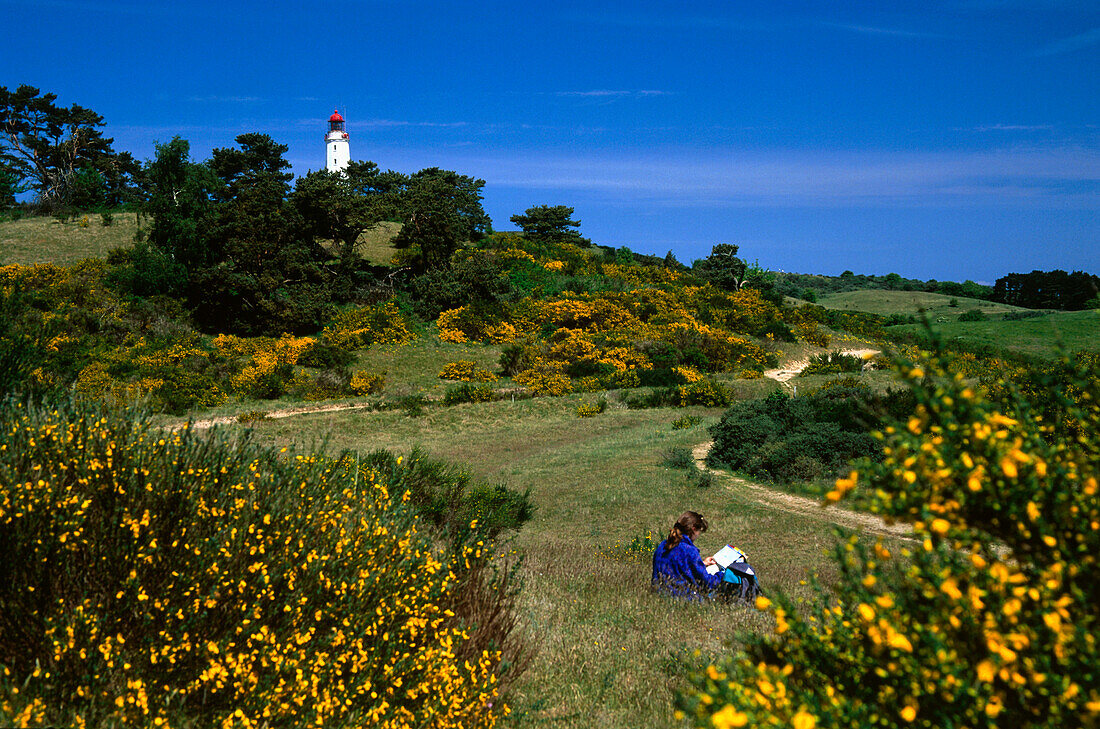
xmin=764 ymin=348 xmax=880 ymax=384
xmin=691 ymin=441 xmax=912 ymax=540
xmin=184 ymin=401 xmax=380 ymax=430
xmin=697 ymin=345 xmax=914 ymax=539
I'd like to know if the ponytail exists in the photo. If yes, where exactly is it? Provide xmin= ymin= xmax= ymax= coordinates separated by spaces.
xmin=663 ymin=511 xmax=708 ymax=553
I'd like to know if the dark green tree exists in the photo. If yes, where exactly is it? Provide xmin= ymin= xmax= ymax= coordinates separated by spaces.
xmin=292 ymin=162 xmax=398 ymax=262
xmin=0 ymin=85 xmax=121 ymax=209
xmin=693 ymin=244 xmax=748 ymax=291
xmin=509 ymin=204 xmax=586 ymax=244
xmin=143 ymin=137 xmax=222 ymax=273
xmin=392 ymin=168 xmax=489 ymax=271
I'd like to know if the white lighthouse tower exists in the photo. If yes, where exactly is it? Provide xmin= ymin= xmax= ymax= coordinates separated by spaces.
xmin=325 ymin=109 xmax=350 ymax=173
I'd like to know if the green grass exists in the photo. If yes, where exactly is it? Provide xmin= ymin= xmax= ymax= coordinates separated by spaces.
xmin=213 ymin=391 xmax=901 ymax=728
xmin=817 ymin=289 xmax=1027 ymax=319
xmin=889 ymin=309 xmax=1099 ymax=359
xmin=353 ymin=330 xmax=507 ymax=399
xmin=0 ymin=212 xmax=138 ymax=265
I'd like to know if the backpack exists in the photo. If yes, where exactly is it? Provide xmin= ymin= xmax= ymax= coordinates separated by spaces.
xmin=720 ymin=561 xmax=763 ymax=603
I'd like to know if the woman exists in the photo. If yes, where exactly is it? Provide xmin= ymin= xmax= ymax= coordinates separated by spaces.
xmin=651 ymin=511 xmax=722 ymax=597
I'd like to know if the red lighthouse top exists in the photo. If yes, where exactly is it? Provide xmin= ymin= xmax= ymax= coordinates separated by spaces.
xmin=328 ymin=109 xmax=346 ymax=135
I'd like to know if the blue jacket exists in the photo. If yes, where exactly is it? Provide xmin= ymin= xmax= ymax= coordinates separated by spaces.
xmin=651 ymin=534 xmax=722 ymax=597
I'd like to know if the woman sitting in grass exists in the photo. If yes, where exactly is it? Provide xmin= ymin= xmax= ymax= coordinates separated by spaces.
xmin=651 ymin=511 xmax=722 ymax=598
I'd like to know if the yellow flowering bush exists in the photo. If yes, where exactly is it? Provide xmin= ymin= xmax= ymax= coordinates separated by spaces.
xmin=0 ymin=401 xmax=510 ymax=728
xmin=349 ymin=370 xmax=386 ymax=396
xmin=439 ymin=361 xmax=498 ymax=383
xmin=680 ymin=352 xmax=1100 ymax=728
xmin=321 ymin=301 xmax=416 ymax=350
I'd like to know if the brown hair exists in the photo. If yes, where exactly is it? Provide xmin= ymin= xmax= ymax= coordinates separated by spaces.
xmin=664 ymin=511 xmax=708 ymax=553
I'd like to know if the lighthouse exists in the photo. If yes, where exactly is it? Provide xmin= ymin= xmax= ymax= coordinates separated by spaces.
xmin=325 ymin=109 xmax=350 ymax=173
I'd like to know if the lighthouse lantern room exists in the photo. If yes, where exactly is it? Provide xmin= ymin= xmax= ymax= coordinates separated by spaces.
xmin=325 ymin=109 xmax=350 ymax=173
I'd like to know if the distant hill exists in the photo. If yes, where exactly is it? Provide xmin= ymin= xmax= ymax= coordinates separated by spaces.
xmin=816 ymin=290 xmax=1028 ymax=320
xmin=890 ymin=309 xmax=1099 ymax=360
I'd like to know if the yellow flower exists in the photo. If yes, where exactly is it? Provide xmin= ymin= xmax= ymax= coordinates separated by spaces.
xmin=900 ymin=705 xmax=917 ymax=722
xmin=755 ymin=596 xmax=772 ymax=611
xmin=710 ymin=705 xmax=748 ymax=728
xmin=792 ymin=710 xmax=817 ymax=729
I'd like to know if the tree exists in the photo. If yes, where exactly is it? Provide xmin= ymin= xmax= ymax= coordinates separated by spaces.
xmin=292 ymin=162 xmax=396 ymax=262
xmin=509 ymin=204 xmax=587 ymax=245
xmin=694 ymin=244 xmax=748 ymax=291
xmin=392 ymin=168 xmax=489 ymax=271
xmin=0 ymin=85 xmax=120 ymax=209
xmin=142 ymin=137 xmax=222 ymax=274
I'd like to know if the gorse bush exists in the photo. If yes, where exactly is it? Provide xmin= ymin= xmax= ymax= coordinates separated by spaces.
xmin=439 ymin=360 xmax=498 ymax=383
xmin=0 ymin=400 xmax=515 ymax=728
xmin=680 ymin=353 xmax=1100 ymax=729
xmin=443 ymin=381 xmax=494 ymax=406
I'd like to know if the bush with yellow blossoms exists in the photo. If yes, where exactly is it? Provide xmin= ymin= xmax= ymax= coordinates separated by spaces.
xmin=439 ymin=361 xmax=498 ymax=383
xmin=679 ymin=351 xmax=1100 ymax=728
xmin=0 ymin=400 xmax=514 ymax=729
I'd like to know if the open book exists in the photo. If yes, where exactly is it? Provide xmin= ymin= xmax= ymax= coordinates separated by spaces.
xmin=706 ymin=545 xmax=748 ymax=575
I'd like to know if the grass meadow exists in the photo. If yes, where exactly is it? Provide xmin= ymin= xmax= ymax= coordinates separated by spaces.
xmin=817 ymin=289 xmax=1025 ymax=319
xmin=217 ymin=389 xmax=899 ymax=727
xmin=0 ymin=212 xmax=138 ymax=265
xmin=890 ymin=309 xmax=1099 ymax=359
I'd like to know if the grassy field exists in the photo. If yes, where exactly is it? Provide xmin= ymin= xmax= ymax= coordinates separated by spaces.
xmin=0 ymin=212 xmax=138 ymax=265
xmin=817 ymin=289 xmax=1026 ymax=319
xmin=211 ymin=347 xmax=905 ymax=728
xmin=890 ymin=309 xmax=1099 ymax=358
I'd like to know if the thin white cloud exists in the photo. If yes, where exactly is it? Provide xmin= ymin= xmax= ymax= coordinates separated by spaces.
xmin=186 ymin=96 xmax=263 ymax=103
xmin=438 ymin=147 xmax=1100 ymax=209
xmin=358 ymin=118 xmax=468 ymax=129
xmin=818 ymin=21 xmax=949 ymax=39
xmin=555 ymin=90 xmax=670 ymax=98
xmin=969 ymin=124 xmax=1055 ymax=131
xmin=1032 ymin=26 xmax=1100 ymax=56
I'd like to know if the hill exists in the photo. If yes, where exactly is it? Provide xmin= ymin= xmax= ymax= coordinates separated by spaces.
xmin=816 ymin=289 xmax=1027 ymax=319
xmin=889 ymin=308 xmax=1099 ymax=359
xmin=0 ymin=212 xmax=138 ymax=265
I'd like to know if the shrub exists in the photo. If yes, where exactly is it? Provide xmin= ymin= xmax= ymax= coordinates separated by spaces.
xmin=661 ymin=445 xmax=696 ymax=470
xmin=672 ymin=414 xmax=702 ymax=430
xmin=439 ymin=360 xmax=498 ymax=382
xmin=349 ymin=369 xmax=385 ymax=396
xmin=360 ymin=448 xmax=533 ymax=543
xmin=801 ymin=349 xmax=865 ymax=375
xmin=706 ymin=381 xmax=911 ymax=483
xmin=236 ymin=409 xmax=269 ymax=423
xmin=398 ymin=392 xmax=429 ymax=417
xmin=0 ymin=400 xmax=514 ymax=728
xmin=306 ymin=366 xmax=352 ymax=400
xmin=576 ymin=402 xmax=601 ymax=418
xmin=675 ymin=379 xmax=734 ymax=407
xmin=680 ymin=352 xmax=1100 ymax=729
xmin=957 ymin=308 xmax=988 ymax=321
xmin=297 ymin=339 xmax=356 ymax=369
xmin=99 ymin=210 xmax=113 ymax=227
xmin=444 ymin=381 xmax=494 ymax=405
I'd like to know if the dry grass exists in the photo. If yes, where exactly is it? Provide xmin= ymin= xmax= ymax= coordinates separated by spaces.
xmin=355 ymin=221 xmax=402 ymax=265
xmin=0 ymin=212 xmax=138 ymax=265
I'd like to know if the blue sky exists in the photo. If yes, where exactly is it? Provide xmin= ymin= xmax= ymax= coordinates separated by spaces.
xmin=4 ymin=0 xmax=1098 ymax=281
